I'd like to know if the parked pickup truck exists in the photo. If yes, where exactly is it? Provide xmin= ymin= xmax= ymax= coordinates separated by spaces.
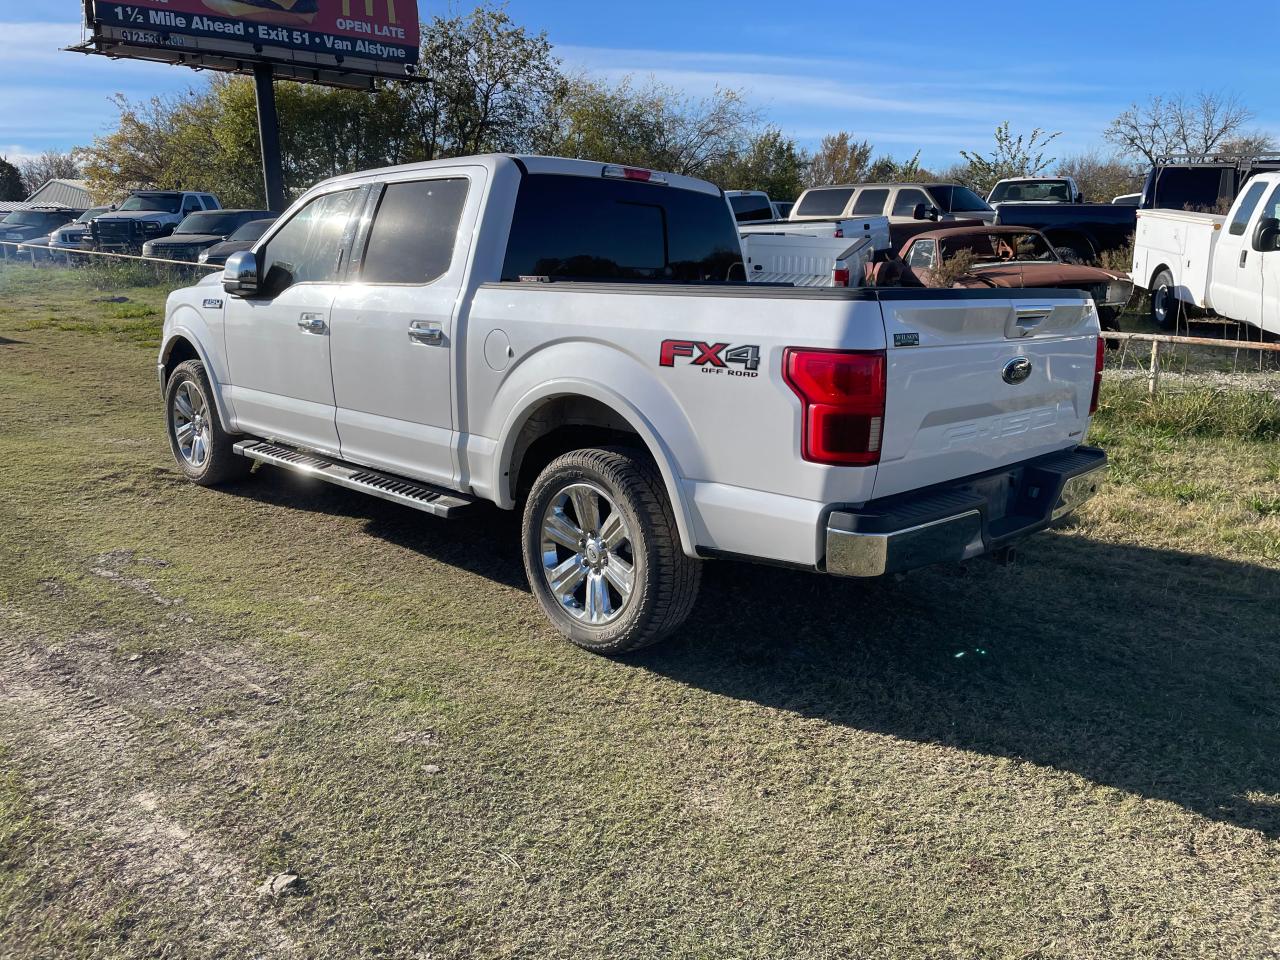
xmin=994 ymin=202 xmax=1136 ymax=263
xmin=1132 ymin=171 xmax=1280 ymax=332
xmin=158 ymin=155 xmax=1107 ymax=654
xmin=988 ymin=177 xmax=1084 ymax=205
xmin=91 ymin=190 xmax=222 ymax=252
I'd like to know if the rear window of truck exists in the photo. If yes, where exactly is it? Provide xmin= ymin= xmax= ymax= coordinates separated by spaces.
xmin=729 ymin=193 xmax=775 ymax=222
xmin=501 ymin=174 xmax=742 ymax=283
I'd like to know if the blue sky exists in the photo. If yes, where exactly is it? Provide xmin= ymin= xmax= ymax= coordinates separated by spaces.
xmin=1 ymin=0 xmax=1277 ymax=169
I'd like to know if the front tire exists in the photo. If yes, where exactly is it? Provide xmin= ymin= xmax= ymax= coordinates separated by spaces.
xmin=165 ymin=359 xmax=252 ymax=486
xmin=522 ymin=447 xmax=700 ymax=654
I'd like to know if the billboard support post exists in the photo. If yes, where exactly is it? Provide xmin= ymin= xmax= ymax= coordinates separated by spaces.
xmin=252 ymin=63 xmax=286 ymax=214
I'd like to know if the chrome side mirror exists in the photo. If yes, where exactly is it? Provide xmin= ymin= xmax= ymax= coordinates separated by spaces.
xmin=223 ymin=250 xmax=259 ymax=297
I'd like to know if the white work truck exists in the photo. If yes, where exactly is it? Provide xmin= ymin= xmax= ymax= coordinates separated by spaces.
xmin=1132 ymin=171 xmax=1280 ymax=332
xmin=158 ymin=155 xmax=1107 ymax=654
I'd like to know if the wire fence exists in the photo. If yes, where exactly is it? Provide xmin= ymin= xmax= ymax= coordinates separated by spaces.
xmin=4 ymin=241 xmax=1277 ymax=397
xmin=0 ymin=239 xmax=221 ymax=283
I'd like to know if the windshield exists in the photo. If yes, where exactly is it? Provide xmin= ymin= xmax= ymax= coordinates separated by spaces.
xmin=77 ymin=207 xmax=111 ymax=223
xmin=228 ymin=219 xmax=274 ymax=242
xmin=1 ymin=211 xmax=58 ymax=228
xmin=930 ymin=185 xmax=993 ymax=213
xmin=989 ymin=180 xmax=1072 ymax=203
xmin=728 ymin=194 xmax=775 ymax=222
xmin=176 ymin=212 xmax=249 ymax=235
xmin=941 ymin=231 xmax=1058 ymax=265
xmin=118 ymin=194 xmax=182 ymax=214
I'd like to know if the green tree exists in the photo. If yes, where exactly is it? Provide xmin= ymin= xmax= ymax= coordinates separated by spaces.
xmin=805 ymin=132 xmax=873 ymax=186
xmin=409 ymin=4 xmax=566 ymax=158
xmin=555 ymin=77 xmax=758 ymax=178
xmin=705 ymin=127 xmax=806 ymax=200
xmin=77 ymin=3 xmax=569 ymax=204
xmin=956 ymin=122 xmax=1061 ymax=195
xmin=0 ymin=157 xmax=25 ymax=201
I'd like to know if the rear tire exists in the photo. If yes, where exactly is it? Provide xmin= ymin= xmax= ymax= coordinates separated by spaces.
xmin=522 ymin=447 xmax=700 ymax=654
xmin=1150 ymin=268 xmax=1180 ymax=331
xmin=165 ymin=359 xmax=252 ymax=487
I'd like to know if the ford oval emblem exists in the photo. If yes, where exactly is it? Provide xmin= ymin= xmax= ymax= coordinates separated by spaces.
xmin=1003 ymin=357 xmax=1033 ymax=385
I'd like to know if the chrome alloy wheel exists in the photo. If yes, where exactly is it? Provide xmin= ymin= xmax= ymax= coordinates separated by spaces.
xmin=171 ymin=380 xmax=212 ymax=468
xmin=539 ymin=482 xmax=636 ymax=625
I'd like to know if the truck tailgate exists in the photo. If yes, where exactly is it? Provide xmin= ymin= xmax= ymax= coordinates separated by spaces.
xmin=872 ymin=292 xmax=1097 ymax=499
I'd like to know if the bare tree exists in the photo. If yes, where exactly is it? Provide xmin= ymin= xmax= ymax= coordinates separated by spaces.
xmin=18 ymin=150 xmax=80 ymax=195
xmin=1055 ymin=150 xmax=1142 ymax=202
xmin=1104 ymin=92 xmax=1264 ymax=163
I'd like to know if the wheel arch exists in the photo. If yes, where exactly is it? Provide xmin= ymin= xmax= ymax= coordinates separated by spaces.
xmin=493 ymin=382 xmax=699 ymax=557
xmin=160 ymin=316 xmax=235 ymax=433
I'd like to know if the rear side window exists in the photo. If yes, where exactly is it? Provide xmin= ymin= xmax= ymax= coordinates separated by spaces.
xmin=892 ymin=189 xmax=930 ymax=217
xmin=795 ymin=188 xmax=853 ymax=217
xmin=362 ymin=178 xmax=469 ymax=284
xmin=501 ymin=174 xmax=742 ymax=283
xmin=852 ymin=188 xmax=888 ymax=215
xmin=1228 ymin=181 xmax=1268 ymax=236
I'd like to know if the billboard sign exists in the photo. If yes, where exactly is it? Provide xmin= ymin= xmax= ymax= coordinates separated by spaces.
xmin=84 ymin=1 xmax=421 ymax=85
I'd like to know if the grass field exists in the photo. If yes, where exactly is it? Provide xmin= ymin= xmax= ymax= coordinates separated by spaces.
xmin=2 ymin=264 xmax=1279 ymax=959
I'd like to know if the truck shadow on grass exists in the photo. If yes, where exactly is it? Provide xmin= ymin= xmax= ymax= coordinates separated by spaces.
xmin=641 ymin=531 xmax=1280 ymax=838
xmin=228 ymin=475 xmax=1280 ymax=836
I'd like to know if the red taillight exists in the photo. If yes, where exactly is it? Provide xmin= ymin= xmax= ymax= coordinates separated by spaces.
xmin=834 ymin=227 xmax=844 ymax=238
xmin=1089 ymin=336 xmax=1105 ymax=415
xmin=784 ymin=348 xmax=886 ymax=466
xmin=832 ymin=264 xmax=851 ymax=287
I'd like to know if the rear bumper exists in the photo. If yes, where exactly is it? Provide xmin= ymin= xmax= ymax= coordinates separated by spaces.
xmin=825 ymin=446 xmax=1107 ymax=577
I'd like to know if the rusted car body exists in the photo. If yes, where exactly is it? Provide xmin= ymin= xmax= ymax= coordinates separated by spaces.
xmin=898 ymin=225 xmax=1133 ymax=329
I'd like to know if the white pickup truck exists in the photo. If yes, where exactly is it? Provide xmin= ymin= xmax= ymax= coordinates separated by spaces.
xmin=1132 ymin=171 xmax=1280 ymax=332
xmin=158 ymin=155 xmax=1107 ymax=654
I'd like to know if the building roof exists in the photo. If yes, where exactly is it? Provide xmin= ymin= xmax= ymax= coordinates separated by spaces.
xmin=26 ymin=179 xmax=92 ymax=209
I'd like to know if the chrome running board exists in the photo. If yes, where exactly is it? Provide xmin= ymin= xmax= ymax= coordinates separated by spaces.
xmin=233 ymin=440 xmax=473 ymax=518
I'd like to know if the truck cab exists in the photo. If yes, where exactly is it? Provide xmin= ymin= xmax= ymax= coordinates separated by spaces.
xmin=91 ymin=191 xmax=222 ymax=252
xmin=987 ymin=177 xmax=1083 ymax=205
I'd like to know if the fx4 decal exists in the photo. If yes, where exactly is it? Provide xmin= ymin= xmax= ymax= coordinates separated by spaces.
xmin=659 ymin=339 xmax=761 ymax=378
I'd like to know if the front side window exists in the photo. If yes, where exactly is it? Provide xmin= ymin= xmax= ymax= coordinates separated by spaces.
xmin=852 ymin=189 xmax=889 ymax=215
xmin=892 ymin=189 xmax=930 ymax=217
xmin=1228 ymin=181 xmax=1269 ymax=236
xmin=501 ymin=174 xmax=741 ymax=283
xmin=795 ymin=188 xmax=853 ymax=218
xmin=259 ymin=188 xmax=360 ymax=294
xmin=361 ymin=178 xmax=469 ymax=285
xmin=929 ymin=185 xmax=993 ymax=213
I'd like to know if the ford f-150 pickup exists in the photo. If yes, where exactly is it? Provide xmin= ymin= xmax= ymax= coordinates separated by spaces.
xmin=158 ymin=155 xmax=1108 ymax=654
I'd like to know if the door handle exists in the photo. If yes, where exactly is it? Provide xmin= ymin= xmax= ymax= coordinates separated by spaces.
xmin=297 ymin=313 xmax=328 ymax=334
xmin=408 ymin=320 xmax=444 ymax=346
xmin=1011 ymin=305 xmax=1052 ymax=336
xmin=1241 ymin=251 xmax=1249 ymax=268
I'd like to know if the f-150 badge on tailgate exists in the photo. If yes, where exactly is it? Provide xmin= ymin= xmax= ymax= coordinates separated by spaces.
xmin=659 ymin=339 xmax=760 ymax=377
